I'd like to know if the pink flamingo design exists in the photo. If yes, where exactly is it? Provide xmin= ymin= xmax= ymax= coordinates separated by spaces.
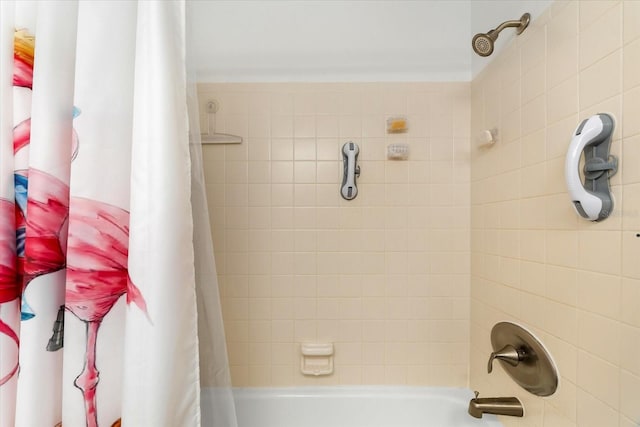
xmin=11 ymin=30 xmax=70 ymax=313
xmin=22 ymin=169 xmax=69 ymax=284
xmin=0 ymin=201 xmax=19 ymax=304
xmin=0 ymin=318 xmax=19 ymax=386
xmin=0 ymin=199 xmax=19 ymax=386
xmin=13 ymin=118 xmax=79 ymax=161
xmin=13 ymin=29 xmax=33 ymax=90
xmin=3 ymin=28 xmax=148 ymax=427
xmin=66 ymin=197 xmax=148 ymax=427
xmin=7 ymin=168 xmax=149 ymax=427
xmin=0 ymin=28 xmax=33 ymax=388
xmin=13 ymin=119 xmax=30 ymax=154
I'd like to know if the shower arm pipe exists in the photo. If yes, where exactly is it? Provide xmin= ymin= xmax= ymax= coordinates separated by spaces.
xmin=490 ymin=13 xmax=530 ymax=38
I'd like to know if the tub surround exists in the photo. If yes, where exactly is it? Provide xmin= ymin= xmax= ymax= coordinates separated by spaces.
xmin=471 ymin=1 xmax=640 ymax=426
xmin=198 ymin=1 xmax=640 ymax=426
xmin=199 ymin=82 xmax=471 ymax=387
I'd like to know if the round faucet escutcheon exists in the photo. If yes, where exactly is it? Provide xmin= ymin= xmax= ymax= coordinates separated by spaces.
xmin=489 ymin=322 xmax=559 ymax=397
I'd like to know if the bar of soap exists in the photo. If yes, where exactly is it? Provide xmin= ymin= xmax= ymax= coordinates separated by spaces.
xmin=386 ymin=116 xmax=408 ymax=133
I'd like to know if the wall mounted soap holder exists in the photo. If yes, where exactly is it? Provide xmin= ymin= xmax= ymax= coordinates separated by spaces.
xmin=300 ymin=343 xmax=334 ymax=376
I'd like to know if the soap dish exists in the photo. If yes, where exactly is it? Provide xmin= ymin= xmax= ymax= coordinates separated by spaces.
xmin=300 ymin=343 xmax=334 ymax=376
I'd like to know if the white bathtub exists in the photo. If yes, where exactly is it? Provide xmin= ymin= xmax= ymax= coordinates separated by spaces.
xmin=203 ymin=386 xmax=503 ymax=427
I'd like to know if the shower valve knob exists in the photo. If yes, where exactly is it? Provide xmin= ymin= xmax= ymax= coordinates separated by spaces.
xmin=487 ymin=345 xmax=526 ymax=373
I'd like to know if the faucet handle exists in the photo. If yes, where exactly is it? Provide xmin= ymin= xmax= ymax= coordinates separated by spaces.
xmin=488 ymin=344 xmax=525 ymax=373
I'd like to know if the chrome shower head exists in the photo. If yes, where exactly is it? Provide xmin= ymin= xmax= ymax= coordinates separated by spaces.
xmin=472 ymin=13 xmax=531 ymax=57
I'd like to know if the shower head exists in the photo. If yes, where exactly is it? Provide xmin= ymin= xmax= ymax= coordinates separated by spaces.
xmin=472 ymin=32 xmax=496 ymax=57
xmin=472 ymin=13 xmax=531 ymax=57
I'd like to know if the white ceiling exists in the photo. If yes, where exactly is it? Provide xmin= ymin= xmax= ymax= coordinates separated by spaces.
xmin=187 ymin=0 xmax=552 ymax=82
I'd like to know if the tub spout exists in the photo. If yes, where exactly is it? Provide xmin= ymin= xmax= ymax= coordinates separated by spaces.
xmin=468 ymin=392 xmax=524 ymax=419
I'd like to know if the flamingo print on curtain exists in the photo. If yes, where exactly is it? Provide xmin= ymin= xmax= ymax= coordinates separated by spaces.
xmin=0 ymin=1 xmax=205 ymax=426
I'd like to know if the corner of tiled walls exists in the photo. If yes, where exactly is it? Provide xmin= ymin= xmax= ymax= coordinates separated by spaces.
xmin=470 ymin=1 xmax=640 ymax=426
xmin=198 ymin=82 xmax=471 ymax=387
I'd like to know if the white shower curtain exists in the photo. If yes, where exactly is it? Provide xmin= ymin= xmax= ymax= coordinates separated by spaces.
xmin=0 ymin=1 xmax=235 ymax=426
